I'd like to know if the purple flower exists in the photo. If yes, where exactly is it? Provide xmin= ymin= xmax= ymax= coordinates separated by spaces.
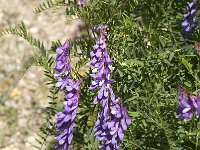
xmin=198 ymin=18 xmax=200 ymax=29
xmin=89 ymin=35 xmax=113 ymax=92
xmin=93 ymin=25 xmax=108 ymax=37
xmin=95 ymin=97 xmax=131 ymax=149
xmin=54 ymin=42 xmax=71 ymax=90
xmin=54 ymin=42 xmax=70 ymax=77
xmin=55 ymin=80 xmax=81 ymax=150
xmin=182 ymin=1 xmax=197 ymax=39
xmin=176 ymin=88 xmax=196 ymax=120
xmin=77 ymin=0 xmax=86 ymax=6
xmin=193 ymin=93 xmax=200 ymax=118
xmin=93 ymin=25 xmax=108 ymax=31
xmin=54 ymin=42 xmax=82 ymax=149
xmin=90 ymin=33 xmax=131 ymax=149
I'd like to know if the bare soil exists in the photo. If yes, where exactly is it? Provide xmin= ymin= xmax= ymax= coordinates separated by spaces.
xmin=0 ymin=1 xmax=78 ymax=149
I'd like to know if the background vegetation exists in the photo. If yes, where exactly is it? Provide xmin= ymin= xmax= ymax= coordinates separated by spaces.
xmin=1 ymin=0 xmax=200 ymax=149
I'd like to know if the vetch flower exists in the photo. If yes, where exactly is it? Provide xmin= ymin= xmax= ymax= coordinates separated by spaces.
xmin=77 ymin=0 xmax=86 ymax=6
xmin=54 ymin=42 xmax=82 ymax=149
xmin=54 ymin=42 xmax=71 ymax=90
xmin=182 ymin=0 xmax=197 ymax=39
xmin=93 ymin=25 xmax=108 ymax=31
xmin=176 ymin=88 xmax=196 ymax=120
xmin=193 ymin=93 xmax=200 ymax=118
xmin=93 ymin=25 xmax=108 ymax=37
xmin=55 ymin=80 xmax=81 ymax=150
xmin=90 ymin=33 xmax=131 ymax=149
xmin=89 ymin=35 xmax=113 ymax=92
xmin=198 ymin=18 xmax=200 ymax=29
xmin=95 ymin=96 xmax=131 ymax=149
xmin=108 ymin=103 xmax=131 ymax=149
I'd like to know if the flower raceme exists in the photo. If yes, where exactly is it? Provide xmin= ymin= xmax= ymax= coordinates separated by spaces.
xmin=106 ymin=102 xmax=131 ymax=149
xmin=77 ymin=0 xmax=86 ymax=6
xmin=54 ymin=43 xmax=81 ymax=150
xmin=89 ymin=35 xmax=113 ymax=100
xmin=53 ymin=34 xmax=131 ymax=149
xmin=182 ymin=0 xmax=197 ymax=39
xmin=55 ymin=80 xmax=81 ymax=150
xmin=93 ymin=25 xmax=108 ymax=31
xmin=89 ymin=33 xmax=131 ymax=149
xmin=54 ymin=42 xmax=71 ymax=90
xmin=176 ymin=88 xmax=194 ymax=120
xmin=95 ymin=95 xmax=131 ymax=149
xmin=93 ymin=25 xmax=108 ymax=37
xmin=176 ymin=88 xmax=200 ymax=120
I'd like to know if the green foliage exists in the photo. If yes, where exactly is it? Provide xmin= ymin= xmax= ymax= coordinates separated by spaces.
xmin=35 ymin=0 xmax=66 ymax=14
xmin=0 ymin=22 xmax=46 ymax=56
xmin=2 ymin=0 xmax=200 ymax=149
xmin=35 ymin=0 xmax=79 ymax=17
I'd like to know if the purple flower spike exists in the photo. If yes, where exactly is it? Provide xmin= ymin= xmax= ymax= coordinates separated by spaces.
xmin=193 ymin=93 xmax=200 ymax=118
xmin=54 ymin=42 xmax=82 ymax=149
xmin=95 ymin=101 xmax=131 ymax=150
xmin=54 ymin=42 xmax=71 ymax=90
xmin=90 ymin=33 xmax=131 ymax=149
xmin=176 ymin=88 xmax=195 ymax=120
xmin=55 ymin=80 xmax=81 ymax=150
xmin=93 ymin=25 xmax=108 ymax=37
xmin=89 ymin=35 xmax=113 ymax=93
xmin=182 ymin=0 xmax=197 ymax=39
xmin=93 ymin=25 xmax=108 ymax=30
xmin=77 ymin=0 xmax=86 ymax=6
xmin=198 ymin=18 xmax=200 ymax=29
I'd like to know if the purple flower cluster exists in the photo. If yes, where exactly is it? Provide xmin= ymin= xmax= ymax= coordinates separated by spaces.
xmin=95 ymin=96 xmax=131 ymax=149
xmin=89 ymin=34 xmax=131 ymax=149
xmin=54 ymin=43 xmax=81 ymax=150
xmin=54 ymin=42 xmax=71 ymax=90
xmin=53 ymin=30 xmax=131 ymax=149
xmin=89 ymin=34 xmax=112 ymax=95
xmin=55 ymin=80 xmax=81 ymax=150
xmin=93 ymin=25 xmax=108 ymax=31
xmin=77 ymin=0 xmax=86 ymax=6
xmin=93 ymin=25 xmax=108 ymax=37
xmin=182 ymin=0 xmax=197 ymax=39
xmin=176 ymin=88 xmax=200 ymax=120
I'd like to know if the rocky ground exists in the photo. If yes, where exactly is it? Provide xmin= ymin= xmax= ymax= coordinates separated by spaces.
xmin=0 ymin=0 xmax=80 ymax=149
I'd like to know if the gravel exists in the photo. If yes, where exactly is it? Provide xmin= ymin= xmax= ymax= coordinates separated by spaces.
xmin=0 ymin=0 xmax=79 ymax=149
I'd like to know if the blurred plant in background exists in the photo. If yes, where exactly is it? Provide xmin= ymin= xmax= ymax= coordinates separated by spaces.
xmin=1 ymin=0 xmax=200 ymax=149
xmin=181 ymin=0 xmax=197 ymax=40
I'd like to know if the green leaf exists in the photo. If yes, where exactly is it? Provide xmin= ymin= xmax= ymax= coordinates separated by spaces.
xmin=124 ymin=59 xmax=144 ymax=67
xmin=169 ymin=52 xmax=175 ymax=61
xmin=0 ymin=21 xmax=46 ymax=56
xmin=128 ymin=112 xmax=141 ymax=117
xmin=181 ymin=57 xmax=193 ymax=74
xmin=159 ymin=36 xmax=166 ymax=48
xmin=35 ymin=0 xmax=66 ymax=13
